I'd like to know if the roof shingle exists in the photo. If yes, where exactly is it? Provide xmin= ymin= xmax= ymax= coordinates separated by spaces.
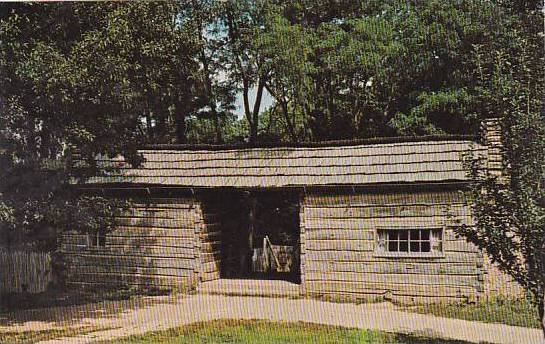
xmin=80 ymin=140 xmax=485 ymax=187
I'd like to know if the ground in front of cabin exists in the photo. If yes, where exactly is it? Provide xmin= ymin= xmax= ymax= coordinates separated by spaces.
xmin=0 ymin=293 xmax=542 ymax=344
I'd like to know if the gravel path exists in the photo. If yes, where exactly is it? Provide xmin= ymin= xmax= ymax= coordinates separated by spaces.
xmin=2 ymin=294 xmax=542 ymax=344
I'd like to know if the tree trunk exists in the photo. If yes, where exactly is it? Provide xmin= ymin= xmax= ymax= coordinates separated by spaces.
xmin=537 ymin=293 xmax=545 ymax=337
xmin=248 ymin=77 xmax=266 ymax=143
xmin=175 ymin=102 xmax=187 ymax=144
xmin=242 ymin=80 xmax=255 ymax=142
xmin=280 ymin=100 xmax=298 ymax=143
xmin=265 ymin=83 xmax=298 ymax=143
xmin=198 ymin=27 xmax=223 ymax=144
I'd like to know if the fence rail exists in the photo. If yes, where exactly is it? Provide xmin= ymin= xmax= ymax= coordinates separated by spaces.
xmin=0 ymin=249 xmax=52 ymax=294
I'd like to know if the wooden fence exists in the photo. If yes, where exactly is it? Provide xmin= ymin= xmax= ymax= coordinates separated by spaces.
xmin=0 ymin=249 xmax=52 ymax=294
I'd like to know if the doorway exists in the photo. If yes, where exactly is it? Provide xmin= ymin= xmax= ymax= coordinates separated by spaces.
xmin=201 ymin=190 xmax=301 ymax=284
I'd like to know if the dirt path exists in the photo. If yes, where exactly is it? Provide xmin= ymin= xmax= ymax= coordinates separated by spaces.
xmin=1 ymin=294 xmax=543 ymax=344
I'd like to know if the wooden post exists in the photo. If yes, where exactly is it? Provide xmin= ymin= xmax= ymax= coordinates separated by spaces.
xmin=248 ymin=194 xmax=257 ymax=251
xmin=263 ymin=236 xmax=269 ymax=271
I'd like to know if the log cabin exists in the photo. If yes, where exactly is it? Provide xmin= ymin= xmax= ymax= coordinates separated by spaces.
xmin=61 ymin=119 xmax=520 ymax=303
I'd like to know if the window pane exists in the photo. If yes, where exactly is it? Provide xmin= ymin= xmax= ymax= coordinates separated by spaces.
xmin=380 ymin=228 xmax=443 ymax=254
xmin=388 ymin=240 xmax=398 ymax=252
xmin=98 ymin=233 xmax=106 ymax=247
xmin=389 ymin=230 xmax=399 ymax=241
xmin=421 ymin=242 xmax=431 ymax=252
xmin=421 ymin=230 xmax=430 ymax=240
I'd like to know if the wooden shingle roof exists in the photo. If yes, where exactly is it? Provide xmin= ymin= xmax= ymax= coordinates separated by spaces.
xmin=81 ymin=139 xmax=485 ymax=188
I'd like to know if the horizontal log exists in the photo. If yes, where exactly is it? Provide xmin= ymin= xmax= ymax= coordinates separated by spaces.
xmin=68 ymin=265 xmax=193 ymax=277
xmin=305 ymin=250 xmax=480 ymax=263
xmin=305 ymin=271 xmax=479 ymax=287
xmin=201 ymin=252 xmax=221 ymax=263
xmin=66 ymin=254 xmax=195 ymax=270
xmin=304 ymin=192 xmax=467 ymax=207
xmin=202 ymin=261 xmax=221 ymax=273
xmin=115 ymin=217 xmax=195 ymax=229
xmin=304 ymin=204 xmax=470 ymax=220
xmin=106 ymin=236 xmax=195 ymax=249
xmin=305 ymin=239 xmax=374 ymax=252
xmin=63 ymin=231 xmax=197 ymax=247
xmin=111 ymin=227 xmax=195 ymax=238
xmin=304 ymin=217 xmax=473 ymax=230
xmin=63 ymin=250 xmax=196 ymax=260
xmin=68 ymin=272 xmax=194 ymax=287
xmin=62 ymin=243 xmax=195 ymax=256
xmin=444 ymin=240 xmax=479 ymax=252
xmin=305 ymin=261 xmax=479 ymax=275
xmin=201 ymin=242 xmax=221 ymax=253
xmin=305 ymin=230 xmax=375 ymax=241
xmin=200 ymin=270 xmax=220 ymax=282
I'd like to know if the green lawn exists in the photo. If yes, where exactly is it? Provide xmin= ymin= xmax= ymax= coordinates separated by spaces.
xmin=406 ymin=296 xmax=540 ymax=328
xmin=97 ymin=319 xmax=473 ymax=344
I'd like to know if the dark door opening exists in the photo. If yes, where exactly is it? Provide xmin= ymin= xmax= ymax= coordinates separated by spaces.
xmin=203 ymin=190 xmax=301 ymax=283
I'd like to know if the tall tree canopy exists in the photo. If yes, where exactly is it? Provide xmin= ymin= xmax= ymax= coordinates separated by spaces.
xmin=454 ymin=0 xmax=544 ymax=334
xmin=249 ymin=0 xmax=539 ymax=141
xmin=0 ymin=2 xmax=201 ymax=250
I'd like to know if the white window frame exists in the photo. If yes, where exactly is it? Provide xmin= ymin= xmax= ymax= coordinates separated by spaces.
xmin=374 ymin=226 xmax=445 ymax=258
xmin=87 ymin=230 xmax=106 ymax=249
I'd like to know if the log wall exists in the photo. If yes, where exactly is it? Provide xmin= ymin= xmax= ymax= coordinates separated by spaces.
xmin=197 ymin=202 xmax=222 ymax=282
xmin=301 ymin=190 xmax=484 ymax=303
xmin=62 ymin=197 xmax=200 ymax=290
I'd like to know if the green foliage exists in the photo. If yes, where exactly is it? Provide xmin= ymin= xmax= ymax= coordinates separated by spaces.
xmin=0 ymin=3 xmax=199 ymax=252
xmin=453 ymin=1 xmax=544 ymax=332
xmin=409 ymin=296 xmax=540 ymax=329
xmin=95 ymin=319 xmax=473 ymax=344
xmin=247 ymin=0 xmax=537 ymax=140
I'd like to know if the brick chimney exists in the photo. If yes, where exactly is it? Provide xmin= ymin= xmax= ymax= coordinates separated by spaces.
xmin=481 ymin=118 xmax=504 ymax=178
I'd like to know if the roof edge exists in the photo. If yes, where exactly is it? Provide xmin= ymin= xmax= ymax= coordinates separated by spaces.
xmin=142 ymin=135 xmax=479 ymax=151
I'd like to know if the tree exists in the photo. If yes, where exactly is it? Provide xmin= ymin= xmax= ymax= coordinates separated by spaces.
xmin=253 ymin=0 xmax=533 ymax=141
xmin=0 ymin=3 xmax=200 ymax=257
xmin=219 ymin=0 xmax=271 ymax=143
xmin=455 ymin=1 xmax=544 ymax=335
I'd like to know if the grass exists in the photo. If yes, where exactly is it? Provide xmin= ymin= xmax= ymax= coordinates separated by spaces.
xmin=96 ymin=319 xmax=474 ymax=344
xmin=0 ymin=326 xmax=99 ymax=344
xmin=406 ymin=296 xmax=541 ymax=328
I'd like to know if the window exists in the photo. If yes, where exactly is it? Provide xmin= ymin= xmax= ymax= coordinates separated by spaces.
xmin=87 ymin=230 xmax=106 ymax=248
xmin=376 ymin=228 xmax=443 ymax=256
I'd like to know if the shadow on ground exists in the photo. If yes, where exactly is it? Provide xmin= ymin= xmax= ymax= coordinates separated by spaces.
xmin=0 ymin=288 xmax=173 ymax=326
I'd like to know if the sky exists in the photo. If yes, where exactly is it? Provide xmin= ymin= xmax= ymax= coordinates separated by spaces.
xmin=233 ymin=86 xmax=274 ymax=118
